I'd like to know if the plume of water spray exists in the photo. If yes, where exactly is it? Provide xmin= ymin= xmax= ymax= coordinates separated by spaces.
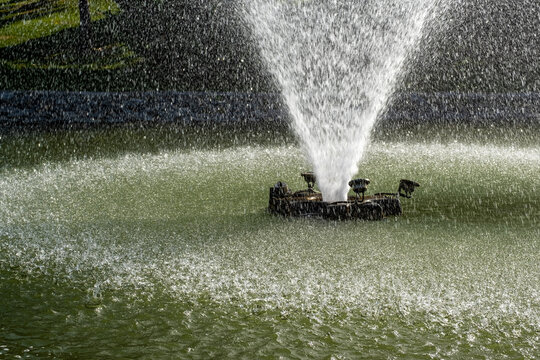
xmin=243 ymin=0 xmax=440 ymax=201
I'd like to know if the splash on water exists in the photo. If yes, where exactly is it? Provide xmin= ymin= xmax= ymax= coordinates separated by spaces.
xmin=0 ymin=143 xmax=539 ymax=356
xmin=243 ymin=0 xmax=443 ymax=201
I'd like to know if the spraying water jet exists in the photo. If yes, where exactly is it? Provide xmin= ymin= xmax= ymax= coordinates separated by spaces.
xmin=244 ymin=0 xmax=442 ymax=202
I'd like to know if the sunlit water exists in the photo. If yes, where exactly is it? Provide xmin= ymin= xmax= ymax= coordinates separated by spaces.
xmin=1 ymin=137 xmax=539 ymax=358
xmin=243 ymin=0 xmax=445 ymax=201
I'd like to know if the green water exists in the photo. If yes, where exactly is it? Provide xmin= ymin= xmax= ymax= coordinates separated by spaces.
xmin=0 ymin=127 xmax=539 ymax=358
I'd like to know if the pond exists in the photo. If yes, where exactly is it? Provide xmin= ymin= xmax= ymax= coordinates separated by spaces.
xmin=1 ymin=122 xmax=538 ymax=358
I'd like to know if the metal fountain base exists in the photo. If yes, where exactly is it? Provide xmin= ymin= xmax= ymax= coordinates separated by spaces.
xmin=268 ymin=173 xmax=419 ymax=221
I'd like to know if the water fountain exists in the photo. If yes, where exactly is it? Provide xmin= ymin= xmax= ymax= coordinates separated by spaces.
xmin=243 ymin=0 xmax=442 ymax=202
xmin=0 ymin=0 xmax=539 ymax=358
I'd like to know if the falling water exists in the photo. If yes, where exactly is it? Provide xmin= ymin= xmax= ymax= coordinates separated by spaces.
xmin=244 ymin=0 xmax=443 ymax=201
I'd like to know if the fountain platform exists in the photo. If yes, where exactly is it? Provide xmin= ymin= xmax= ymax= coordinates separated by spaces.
xmin=269 ymin=174 xmax=419 ymax=220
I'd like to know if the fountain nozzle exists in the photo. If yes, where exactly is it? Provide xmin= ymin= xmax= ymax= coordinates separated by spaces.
xmin=301 ymin=172 xmax=316 ymax=191
xmin=398 ymin=179 xmax=420 ymax=198
xmin=349 ymin=178 xmax=370 ymax=201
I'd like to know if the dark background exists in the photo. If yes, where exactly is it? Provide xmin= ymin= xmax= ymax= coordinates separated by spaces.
xmin=0 ymin=0 xmax=539 ymax=93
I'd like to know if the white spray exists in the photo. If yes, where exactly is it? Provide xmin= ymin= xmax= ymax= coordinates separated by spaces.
xmin=244 ymin=0 xmax=440 ymax=201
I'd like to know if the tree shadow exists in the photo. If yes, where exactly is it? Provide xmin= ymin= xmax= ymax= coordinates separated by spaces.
xmin=111 ymin=0 xmax=274 ymax=92
xmin=0 ymin=13 xmax=122 ymax=60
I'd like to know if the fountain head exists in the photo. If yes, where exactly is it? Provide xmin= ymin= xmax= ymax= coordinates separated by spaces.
xmin=272 ymin=181 xmax=290 ymax=198
xmin=301 ymin=172 xmax=316 ymax=191
xmin=348 ymin=178 xmax=371 ymax=201
xmin=398 ymin=179 xmax=420 ymax=198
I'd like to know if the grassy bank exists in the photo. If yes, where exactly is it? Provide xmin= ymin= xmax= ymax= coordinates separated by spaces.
xmin=1 ymin=0 xmax=538 ymax=93
xmin=0 ymin=0 xmax=119 ymax=47
xmin=0 ymin=0 xmax=271 ymax=92
xmin=0 ymin=0 xmax=142 ymax=90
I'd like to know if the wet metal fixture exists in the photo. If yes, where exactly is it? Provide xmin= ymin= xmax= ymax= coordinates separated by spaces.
xmin=269 ymin=172 xmax=419 ymax=220
xmin=301 ymin=172 xmax=316 ymax=191
xmin=348 ymin=178 xmax=370 ymax=201
xmin=398 ymin=179 xmax=420 ymax=198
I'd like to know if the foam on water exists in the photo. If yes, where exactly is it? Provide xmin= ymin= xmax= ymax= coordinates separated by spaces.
xmin=242 ymin=0 xmax=444 ymax=201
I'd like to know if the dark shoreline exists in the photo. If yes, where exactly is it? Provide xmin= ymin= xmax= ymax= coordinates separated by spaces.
xmin=1 ymin=91 xmax=539 ymax=134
